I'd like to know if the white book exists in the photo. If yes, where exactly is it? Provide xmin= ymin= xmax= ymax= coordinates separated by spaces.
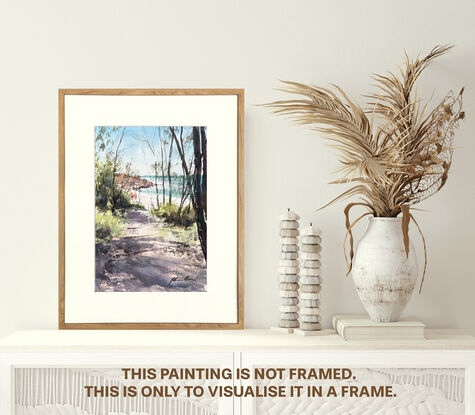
xmin=332 ymin=314 xmax=425 ymax=341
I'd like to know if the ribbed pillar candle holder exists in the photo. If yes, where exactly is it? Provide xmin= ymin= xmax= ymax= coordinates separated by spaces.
xmin=295 ymin=223 xmax=323 ymax=336
xmin=271 ymin=209 xmax=300 ymax=333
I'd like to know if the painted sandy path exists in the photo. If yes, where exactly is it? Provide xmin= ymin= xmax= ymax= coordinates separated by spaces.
xmin=95 ymin=209 xmax=206 ymax=292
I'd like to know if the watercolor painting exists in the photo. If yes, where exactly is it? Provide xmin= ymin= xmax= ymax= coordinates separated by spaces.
xmin=94 ymin=126 xmax=207 ymax=292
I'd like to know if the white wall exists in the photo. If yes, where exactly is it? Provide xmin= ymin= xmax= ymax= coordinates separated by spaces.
xmin=0 ymin=0 xmax=474 ymax=338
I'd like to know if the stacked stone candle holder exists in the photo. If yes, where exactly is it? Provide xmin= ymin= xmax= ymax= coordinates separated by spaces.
xmin=271 ymin=209 xmax=300 ymax=333
xmin=295 ymin=223 xmax=323 ymax=336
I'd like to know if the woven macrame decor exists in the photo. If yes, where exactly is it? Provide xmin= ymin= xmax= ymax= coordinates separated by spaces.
xmin=14 ymin=368 xmax=218 ymax=415
xmin=254 ymin=367 xmax=465 ymax=415
xmin=14 ymin=367 xmax=465 ymax=415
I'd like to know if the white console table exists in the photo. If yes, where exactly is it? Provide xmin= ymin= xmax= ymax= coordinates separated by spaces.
xmin=2 ymin=329 xmax=475 ymax=414
xmin=2 ymin=328 xmax=475 ymax=350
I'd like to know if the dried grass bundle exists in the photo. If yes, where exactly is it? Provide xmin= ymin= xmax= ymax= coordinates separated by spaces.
xmin=265 ymin=45 xmax=465 ymax=290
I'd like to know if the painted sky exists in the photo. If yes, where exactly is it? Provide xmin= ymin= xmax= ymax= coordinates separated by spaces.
xmin=95 ymin=126 xmax=196 ymax=176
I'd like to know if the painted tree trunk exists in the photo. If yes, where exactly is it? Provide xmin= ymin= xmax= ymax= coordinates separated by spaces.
xmin=192 ymin=127 xmax=207 ymax=260
xmin=352 ymin=217 xmax=418 ymax=322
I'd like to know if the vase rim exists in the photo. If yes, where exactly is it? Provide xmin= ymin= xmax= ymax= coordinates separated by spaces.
xmin=369 ymin=216 xmax=401 ymax=221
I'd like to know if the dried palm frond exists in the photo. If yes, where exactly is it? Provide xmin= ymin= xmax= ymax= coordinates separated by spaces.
xmin=265 ymin=45 xmax=465 ymax=290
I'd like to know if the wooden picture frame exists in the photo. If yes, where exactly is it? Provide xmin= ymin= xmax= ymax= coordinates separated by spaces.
xmin=58 ymin=89 xmax=244 ymax=329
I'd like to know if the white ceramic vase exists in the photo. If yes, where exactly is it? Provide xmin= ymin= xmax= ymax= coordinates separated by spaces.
xmin=352 ymin=217 xmax=418 ymax=322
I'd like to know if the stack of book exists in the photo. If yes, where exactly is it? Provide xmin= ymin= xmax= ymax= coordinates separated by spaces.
xmin=332 ymin=314 xmax=425 ymax=341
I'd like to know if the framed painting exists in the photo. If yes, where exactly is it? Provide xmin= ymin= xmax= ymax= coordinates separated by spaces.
xmin=58 ymin=89 xmax=244 ymax=329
